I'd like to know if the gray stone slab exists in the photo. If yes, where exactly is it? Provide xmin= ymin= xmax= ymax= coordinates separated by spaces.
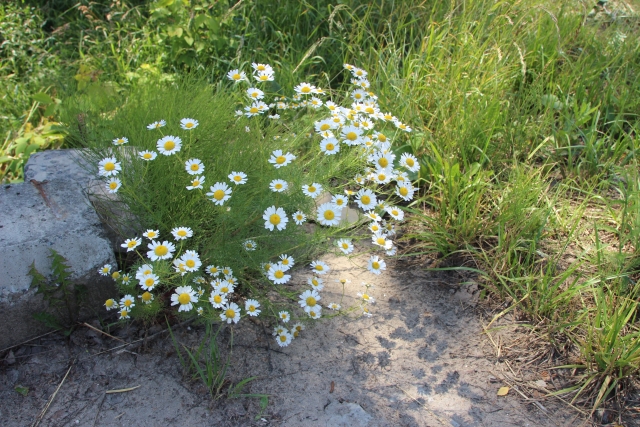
xmin=0 ymin=149 xmax=116 ymax=349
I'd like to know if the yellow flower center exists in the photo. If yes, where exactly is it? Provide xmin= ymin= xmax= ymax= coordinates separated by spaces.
xmin=281 ymin=313 xmax=287 ymax=319
xmin=276 ymin=156 xmax=286 ymax=164
xmin=365 ymin=107 xmax=375 ymax=114
xmin=372 ymin=262 xmax=380 ymax=269
xmin=341 ymin=243 xmax=349 ymax=249
xmin=248 ymin=305 xmax=255 ymax=312
xmin=378 ymin=133 xmax=387 ymax=142
xmin=102 ymin=267 xmax=110 ymax=273
xmin=109 ymin=181 xmax=118 ymax=190
xmin=221 ymin=286 xmax=229 ymax=293
xmin=106 ymin=299 xmax=115 ymax=307
xmin=406 ymin=158 xmax=415 ymax=166
xmin=306 ymin=296 xmax=317 ymax=306
xmin=294 ymin=330 xmax=299 ymax=337
xmin=120 ymin=310 xmax=128 ymax=317
xmin=214 ymin=295 xmax=222 ymax=303
xmin=346 ymin=132 xmax=357 ymax=141
xmin=178 ymin=293 xmax=191 ymax=305
xmin=186 ymin=122 xmax=194 ymax=128
xmin=361 ymin=195 xmax=371 ymax=205
xmin=225 ymin=308 xmax=236 ymax=319
xmin=232 ymin=73 xmax=241 ymax=80
xmin=264 ymin=264 xmax=271 ymax=272
xmin=186 ymin=260 xmax=196 ymax=268
xmin=234 ymin=176 xmax=242 ymax=182
xmin=192 ymin=180 xmax=200 ymax=186
xmin=257 ymin=65 xmax=266 ymax=71
xmin=308 ymin=186 xmax=316 ymax=193
xmin=127 ymin=241 xmax=137 ymax=248
xmin=213 ymin=189 xmax=225 ymax=200
xmin=274 ymin=270 xmax=284 ymax=279
xmin=145 ymin=278 xmax=154 ymax=287
xmin=378 ymin=158 xmax=389 ymax=168
xmin=164 ymin=141 xmax=175 ymax=151
xmin=275 ymin=184 xmax=283 ymax=190
xmin=250 ymin=107 xmax=259 ymax=114
xmin=190 ymin=164 xmax=199 ymax=171
xmin=301 ymin=86 xmax=311 ymax=93
xmin=104 ymin=162 xmax=115 ymax=171
xmin=312 ymin=279 xmax=319 ymax=285
xmin=282 ymin=259 xmax=289 ymax=265
xmin=392 ymin=210 xmax=399 ymax=216
xmin=371 ymin=225 xmax=379 ymax=232
xmin=260 ymin=75 xmax=268 ymax=81
xmin=270 ymin=214 xmax=281 ymax=225
xmin=124 ymin=299 xmax=132 ymax=307
xmin=279 ymin=335 xmax=287 ymax=342
xmin=320 ymin=123 xmax=330 ymax=131
xmin=326 ymin=143 xmax=335 ymax=151
xmin=143 ymin=153 xmax=152 ymax=159
xmin=315 ymin=265 xmax=324 ymax=271
xmin=155 ymin=245 xmax=168 ymax=256
xmin=178 ymin=230 xmax=187 ymax=237
xmin=324 ymin=210 xmax=335 ymax=220
xmin=142 ymin=292 xmax=152 ymax=302
xmin=376 ymin=238 xmax=385 ymax=245
xmin=378 ymin=174 xmax=386 ymax=181
xmin=363 ymin=294 xmax=370 ymax=300
xmin=399 ymin=187 xmax=409 ymax=196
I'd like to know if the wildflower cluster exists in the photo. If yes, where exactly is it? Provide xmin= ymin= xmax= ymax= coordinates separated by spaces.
xmin=97 ymin=62 xmax=417 ymax=348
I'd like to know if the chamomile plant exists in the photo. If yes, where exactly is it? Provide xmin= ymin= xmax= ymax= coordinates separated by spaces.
xmin=85 ymin=64 xmax=416 ymax=348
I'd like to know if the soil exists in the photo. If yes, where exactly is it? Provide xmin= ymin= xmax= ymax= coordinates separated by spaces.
xmin=1 ymin=250 xmax=593 ymax=427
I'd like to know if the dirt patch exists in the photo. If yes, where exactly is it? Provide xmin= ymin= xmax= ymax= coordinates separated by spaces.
xmin=1 ymin=251 xmax=587 ymax=426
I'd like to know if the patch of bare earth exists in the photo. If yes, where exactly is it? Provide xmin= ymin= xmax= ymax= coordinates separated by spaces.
xmin=1 ymin=251 xmax=587 ymax=426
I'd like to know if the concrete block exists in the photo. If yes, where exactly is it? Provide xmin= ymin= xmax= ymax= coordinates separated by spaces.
xmin=0 ymin=149 xmax=116 ymax=349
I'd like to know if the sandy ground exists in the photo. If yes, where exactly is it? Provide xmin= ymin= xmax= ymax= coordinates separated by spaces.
xmin=1 ymin=250 xmax=590 ymax=427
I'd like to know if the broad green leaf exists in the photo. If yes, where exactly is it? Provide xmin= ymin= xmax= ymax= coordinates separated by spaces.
xmin=32 ymin=93 xmax=53 ymax=104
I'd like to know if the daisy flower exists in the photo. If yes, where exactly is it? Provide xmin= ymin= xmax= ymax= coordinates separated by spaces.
xmin=355 ymin=189 xmax=377 ymax=211
xmin=302 ymin=183 xmax=323 ymax=198
xmin=227 ymin=69 xmax=246 ymax=82
xmin=139 ymin=150 xmax=157 ymax=161
xmin=308 ymin=308 xmax=322 ymax=319
xmin=186 ymin=175 xmax=205 ymax=190
xmin=121 ymin=274 xmax=131 ymax=285
xmin=206 ymin=265 xmax=220 ymax=276
xmin=246 ymin=87 xmax=264 ymax=100
xmin=298 ymin=290 xmax=321 ymax=313
xmin=268 ymin=263 xmax=291 ymax=284
xmin=263 ymin=206 xmax=288 ymax=231
xmin=386 ymin=206 xmax=404 ymax=221
xmin=193 ymin=276 xmax=207 ymax=285
xmin=171 ymin=286 xmax=197 ymax=312
xmin=341 ymin=125 xmax=364 ymax=146
xmin=147 ymin=120 xmax=166 ymax=130
xmin=206 ymin=182 xmax=232 ymax=205
xmin=308 ymin=276 xmax=324 ymax=291
xmin=268 ymin=150 xmax=296 ymax=168
xmin=357 ymin=291 xmax=375 ymax=304
xmin=369 ymin=151 xmax=395 ymax=169
xmin=351 ymin=67 xmax=368 ymax=78
xmin=365 ymin=211 xmax=382 ymax=222
xmin=351 ymin=89 xmax=368 ymax=101
xmin=106 ymin=177 xmax=121 ymax=193
xmin=139 ymin=273 xmax=159 ymax=291
xmin=135 ymin=264 xmax=154 ymax=280
xmin=209 ymin=291 xmax=227 ymax=308
xmin=178 ymin=250 xmax=201 ymax=272
xmin=254 ymin=70 xmax=275 ymax=82
xmin=180 ymin=118 xmax=199 ymax=130
xmin=243 ymin=239 xmax=257 ymax=251
xmin=317 ymin=203 xmax=341 ymax=227
xmin=278 ymin=311 xmax=291 ymax=323
xmin=268 ymin=114 xmax=280 ymax=119
xmin=221 ymin=266 xmax=233 ymax=276
xmin=147 ymin=240 xmax=176 ymax=261
xmin=215 ymin=280 xmax=234 ymax=295
xmin=276 ymin=331 xmax=293 ymax=347
xmin=320 ymin=138 xmax=340 ymax=155
xmin=328 ymin=303 xmax=341 ymax=310
xmin=143 ymin=229 xmax=159 ymax=240
xmin=292 ymin=323 xmax=304 ymax=337
xmin=120 ymin=294 xmax=135 ymax=310
xmin=245 ymin=101 xmax=268 ymax=117
xmin=396 ymin=183 xmax=416 ymax=201
xmin=99 ymin=264 xmax=111 ymax=276
xmin=352 ymin=78 xmax=370 ymax=89
xmin=98 ymin=157 xmax=121 ymax=177
xmin=228 ymin=171 xmax=247 ymax=185
xmin=140 ymin=291 xmax=154 ymax=304
xmin=273 ymin=326 xmax=287 ymax=336
xmin=386 ymin=246 xmax=397 ymax=256
xmin=157 ymin=135 xmax=182 ymax=155
xmin=314 ymin=119 xmax=335 ymax=133
xmin=294 ymin=82 xmax=316 ymax=95
xmin=119 ymin=309 xmax=130 ymax=320
xmin=112 ymin=137 xmax=128 ymax=146
xmin=331 ymin=194 xmax=348 ymax=208
xmin=185 ymin=158 xmax=205 ymax=175
xmin=269 ymin=179 xmax=288 ymax=193
xmin=369 ymin=222 xmax=382 ymax=233
xmin=336 ymin=238 xmax=354 ymax=254
xmin=394 ymin=120 xmax=412 ymax=132
xmin=372 ymin=232 xmax=393 ymax=250
xmin=309 ymin=97 xmax=323 ymax=108
xmin=371 ymin=168 xmax=392 ymax=185
xmin=279 ymin=254 xmax=294 ymax=269
xmin=367 ymin=255 xmax=386 ymax=275
xmin=310 ymin=260 xmax=329 ymax=275
xmin=245 ymin=299 xmax=261 ymax=316
xmin=293 ymin=211 xmax=307 ymax=225
xmin=252 ymin=63 xmax=274 ymax=74
xmin=111 ymin=270 xmax=121 ymax=280
xmin=105 ymin=298 xmax=118 ymax=310
xmin=399 ymin=153 xmax=420 ymax=172
xmin=220 ymin=303 xmax=241 ymax=324
xmin=172 ymin=226 xmax=193 ymax=240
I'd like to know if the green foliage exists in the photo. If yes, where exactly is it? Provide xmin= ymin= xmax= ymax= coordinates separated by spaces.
xmin=28 ymin=249 xmax=86 ymax=335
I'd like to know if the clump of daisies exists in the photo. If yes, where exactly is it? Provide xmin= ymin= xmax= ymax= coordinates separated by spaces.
xmin=97 ymin=62 xmax=418 ymax=348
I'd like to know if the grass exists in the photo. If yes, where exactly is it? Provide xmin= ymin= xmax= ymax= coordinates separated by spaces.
xmin=3 ymin=0 xmax=640 ymax=414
